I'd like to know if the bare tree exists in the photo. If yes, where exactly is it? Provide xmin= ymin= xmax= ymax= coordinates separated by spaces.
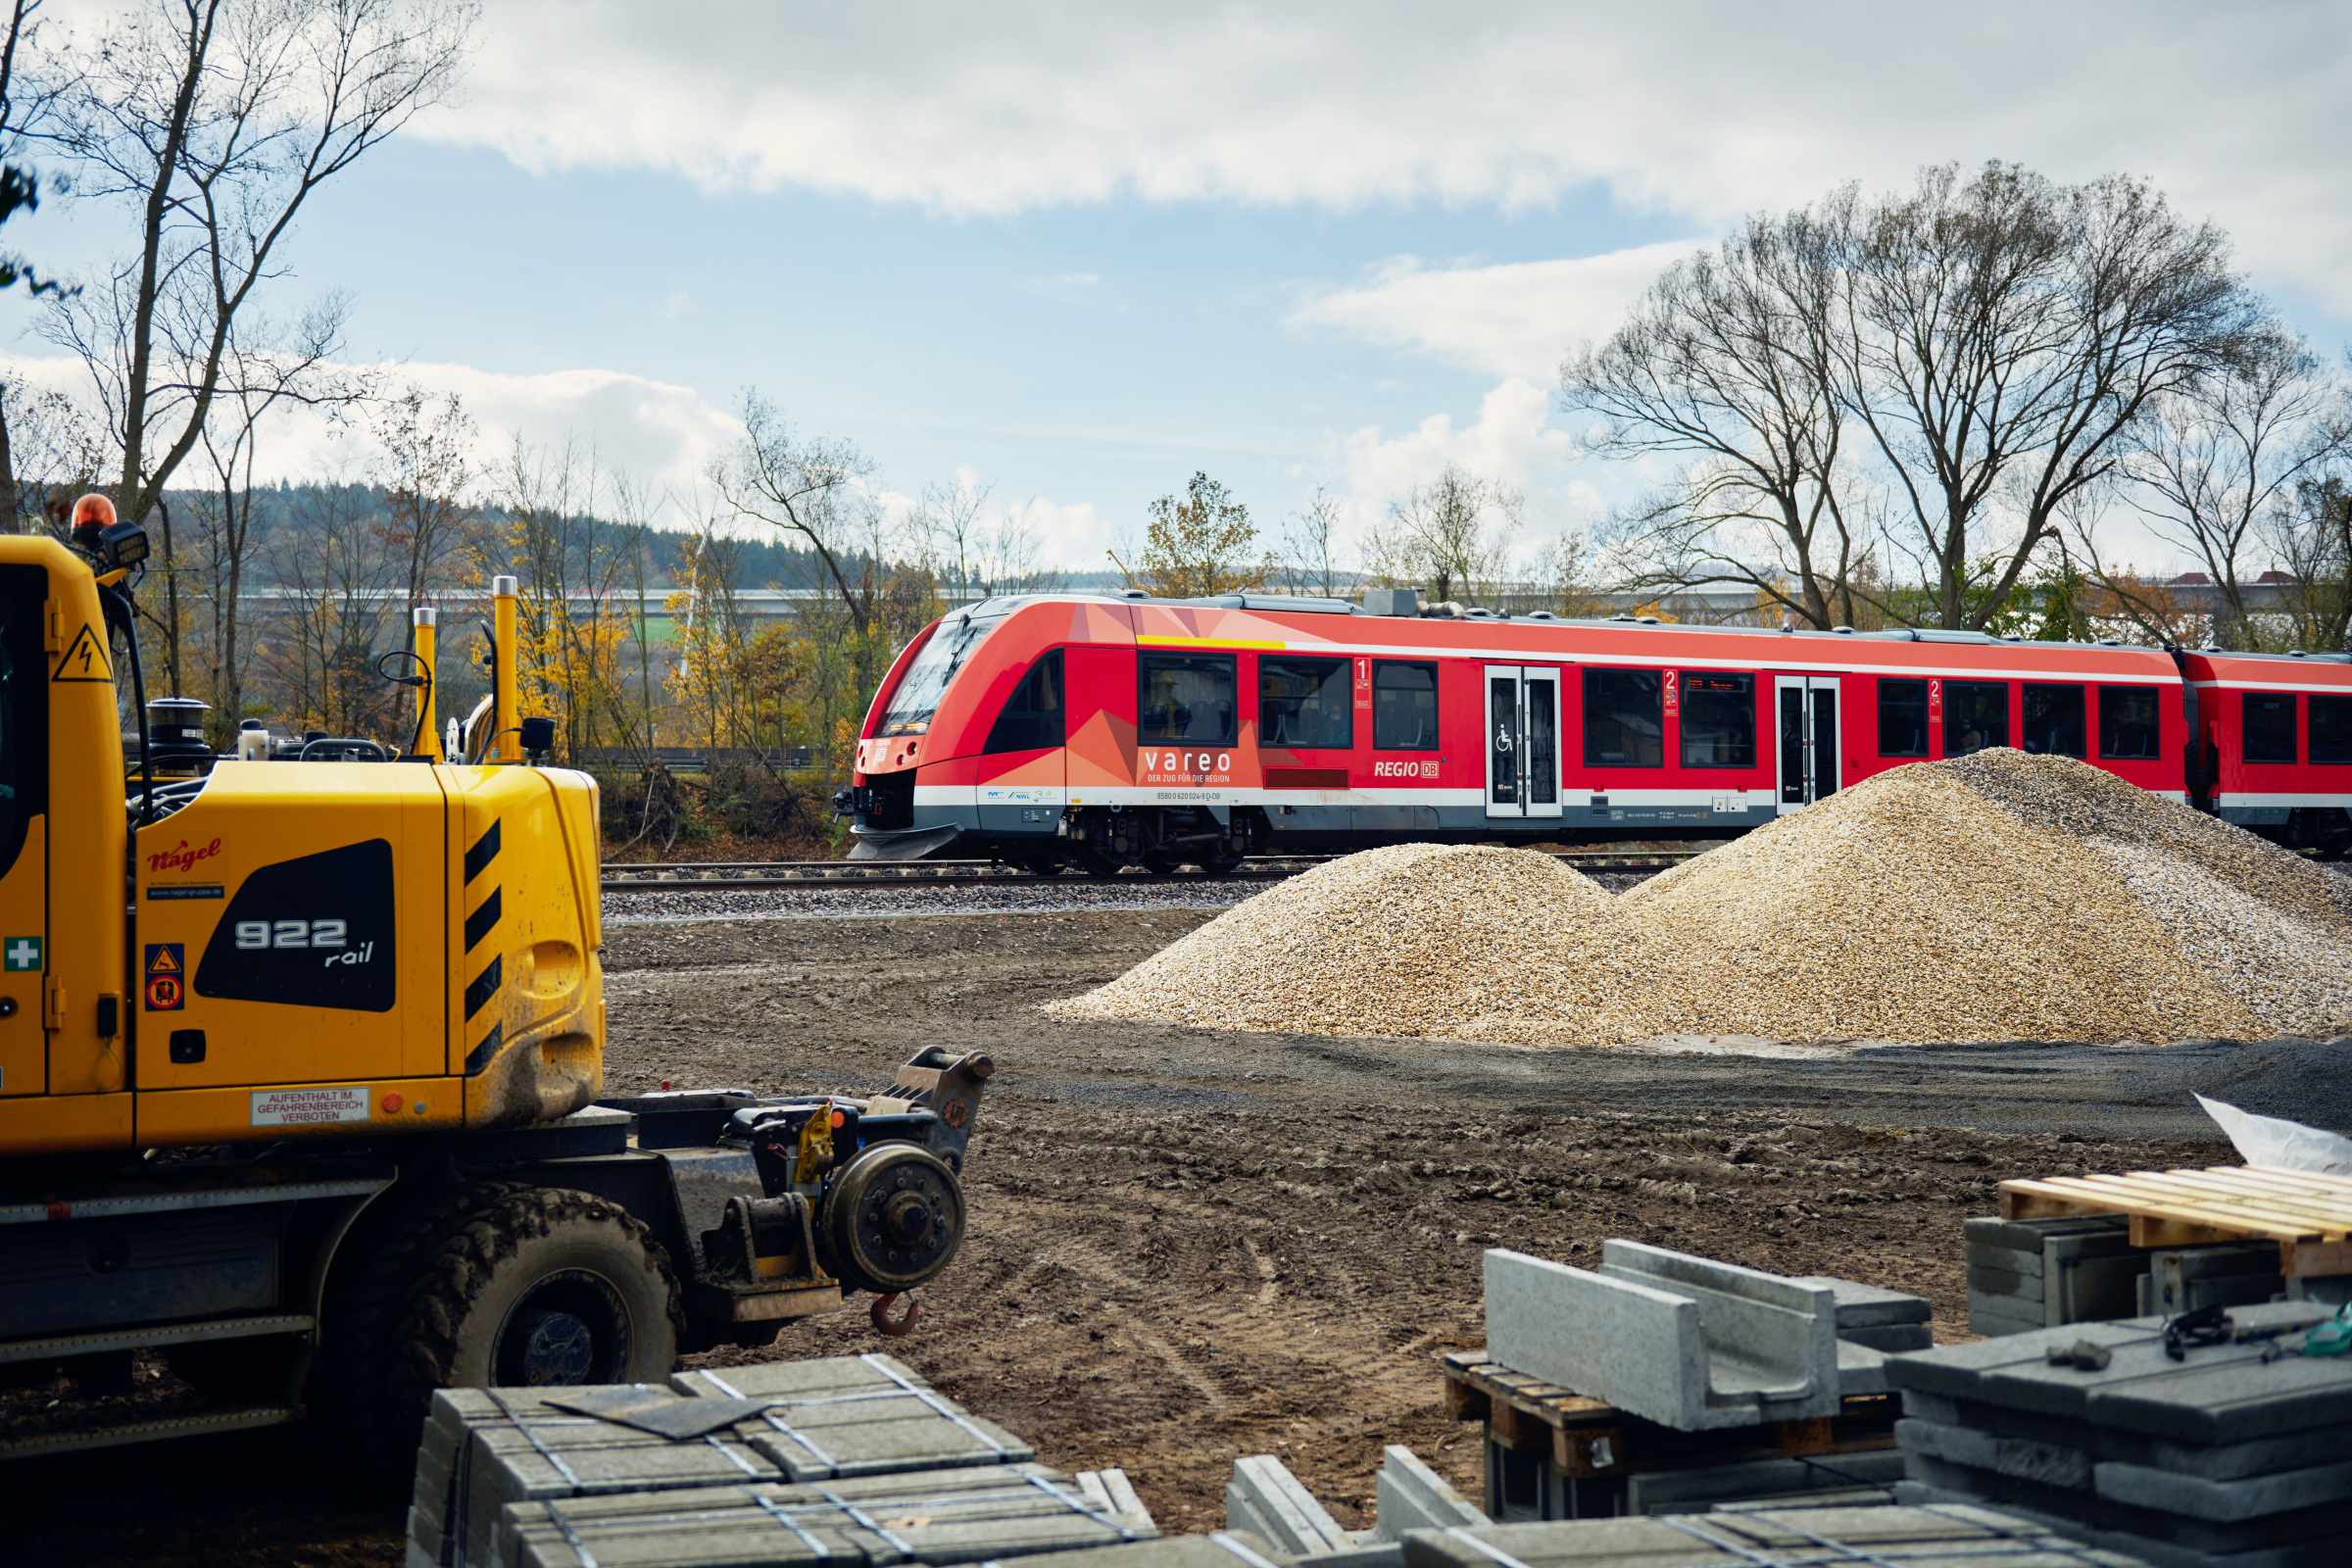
xmin=1276 ymin=483 xmax=1352 ymax=598
xmin=262 ymin=476 xmax=397 ymax=736
xmin=2092 ymin=328 xmax=2349 ymax=650
xmin=717 ymin=392 xmax=885 ymax=635
xmin=189 ymin=293 xmax=366 ymax=721
xmin=1833 ymin=163 xmax=2265 ymax=629
xmin=371 ymin=383 xmax=473 ymax=637
xmin=1365 ymin=465 xmax=1520 ymax=604
xmin=38 ymin=0 xmax=475 ymax=527
xmin=2270 ymin=477 xmax=2352 ymax=654
xmin=1561 ymin=214 xmax=1874 ymax=628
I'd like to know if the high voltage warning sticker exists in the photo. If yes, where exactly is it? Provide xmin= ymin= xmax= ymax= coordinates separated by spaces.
xmin=144 ymin=943 xmax=184 ymax=1010
xmin=52 ymin=624 xmax=112 ymax=682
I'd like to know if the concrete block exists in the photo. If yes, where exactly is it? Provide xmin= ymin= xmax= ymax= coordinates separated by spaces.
xmin=1965 ymin=1263 xmax=2043 ymax=1300
xmin=1225 ymin=1455 xmax=1352 ymax=1556
xmin=1836 ymin=1341 xmax=1887 ymax=1396
xmin=2098 ymin=1454 xmax=2352 ymax=1523
xmin=1964 ymin=1240 xmax=2044 ymax=1277
xmin=1791 ymin=1276 xmax=1932 ymax=1328
xmin=1895 ymin=1416 xmax=2092 ymax=1491
xmin=1837 ymin=1322 xmax=1932 ymax=1352
xmin=1299 ymin=1548 xmax=1400 ymax=1568
xmin=1621 ymin=1450 xmax=1907 ymax=1514
xmin=1076 ymin=1469 xmax=1156 ymax=1536
xmin=1964 ymin=1290 xmax=2045 ymax=1337
xmin=987 ymin=1536 xmax=1296 ymax=1568
xmin=1890 ymin=1481 xmax=2350 ymax=1568
xmin=1367 ymin=1446 xmax=1483 ymax=1542
xmin=1898 ymin=1451 xmax=2352 ymax=1555
xmin=1484 ymin=1247 xmax=1838 ymax=1432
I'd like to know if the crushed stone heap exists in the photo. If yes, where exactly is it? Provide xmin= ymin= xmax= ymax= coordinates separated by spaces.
xmin=1049 ymin=750 xmax=2352 ymax=1048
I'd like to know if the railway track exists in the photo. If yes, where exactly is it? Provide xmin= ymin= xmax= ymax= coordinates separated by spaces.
xmin=600 ymin=848 xmax=1699 ymax=894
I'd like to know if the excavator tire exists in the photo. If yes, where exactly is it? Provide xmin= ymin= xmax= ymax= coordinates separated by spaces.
xmin=319 ymin=1179 xmax=528 ymax=1488
xmin=386 ymin=1186 xmax=683 ymax=1453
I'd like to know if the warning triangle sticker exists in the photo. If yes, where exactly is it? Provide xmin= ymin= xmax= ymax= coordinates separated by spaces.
xmin=147 ymin=946 xmax=179 ymax=972
xmin=52 ymin=623 xmax=112 ymax=683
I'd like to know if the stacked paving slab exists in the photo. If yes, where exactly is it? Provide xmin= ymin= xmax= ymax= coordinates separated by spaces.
xmin=409 ymin=1352 xmax=1151 ymax=1568
xmin=1392 ymin=1504 xmax=2150 ymax=1568
xmin=1886 ymin=1299 xmax=2352 ymax=1568
xmin=1964 ymin=1216 xmax=2147 ymax=1336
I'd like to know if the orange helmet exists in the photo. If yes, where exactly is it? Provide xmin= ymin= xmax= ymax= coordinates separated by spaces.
xmin=71 ymin=493 xmax=117 ymax=534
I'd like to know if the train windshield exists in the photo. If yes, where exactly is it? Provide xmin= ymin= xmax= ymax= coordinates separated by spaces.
xmin=879 ymin=612 xmax=1005 ymax=736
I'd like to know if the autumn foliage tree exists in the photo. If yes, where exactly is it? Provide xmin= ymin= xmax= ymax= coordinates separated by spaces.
xmin=1115 ymin=470 xmax=1275 ymax=598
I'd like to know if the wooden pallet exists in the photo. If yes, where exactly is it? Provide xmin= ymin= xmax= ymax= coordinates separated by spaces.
xmin=1999 ymin=1163 xmax=2352 ymax=1277
xmin=1438 ymin=1350 xmax=1897 ymax=1480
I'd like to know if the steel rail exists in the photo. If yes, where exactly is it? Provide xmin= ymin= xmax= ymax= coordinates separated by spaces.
xmin=601 ymin=849 xmax=1698 ymax=894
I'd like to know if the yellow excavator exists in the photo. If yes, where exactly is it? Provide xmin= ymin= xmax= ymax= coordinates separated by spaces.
xmin=0 ymin=502 xmax=989 ymax=1477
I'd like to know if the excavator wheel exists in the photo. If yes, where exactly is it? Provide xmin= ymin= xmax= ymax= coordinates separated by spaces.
xmin=321 ymin=1183 xmax=683 ymax=1491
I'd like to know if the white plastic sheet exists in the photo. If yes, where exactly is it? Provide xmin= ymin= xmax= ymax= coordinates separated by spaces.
xmin=2194 ymin=1094 xmax=2352 ymax=1176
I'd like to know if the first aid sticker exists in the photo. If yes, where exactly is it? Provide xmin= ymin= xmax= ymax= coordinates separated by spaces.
xmin=250 ymin=1087 xmax=370 ymax=1126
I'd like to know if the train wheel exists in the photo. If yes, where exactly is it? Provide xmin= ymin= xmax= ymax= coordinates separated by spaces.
xmin=1024 ymin=854 xmax=1065 ymax=877
xmin=1140 ymin=851 xmax=1189 ymax=874
xmin=1079 ymin=849 xmax=1124 ymax=878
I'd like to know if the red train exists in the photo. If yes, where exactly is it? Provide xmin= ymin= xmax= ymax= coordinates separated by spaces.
xmin=841 ymin=590 xmax=2352 ymax=871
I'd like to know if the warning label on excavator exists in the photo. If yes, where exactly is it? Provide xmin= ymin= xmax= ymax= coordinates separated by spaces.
xmin=144 ymin=943 xmax=184 ymax=1010
xmin=251 ymin=1087 xmax=369 ymax=1126
xmin=52 ymin=624 xmax=111 ymax=682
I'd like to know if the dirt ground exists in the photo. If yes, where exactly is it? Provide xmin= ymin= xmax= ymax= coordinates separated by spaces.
xmin=3 ymin=906 xmax=2263 ymax=1566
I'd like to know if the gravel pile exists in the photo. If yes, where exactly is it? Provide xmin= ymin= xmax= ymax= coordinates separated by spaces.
xmin=1052 ymin=750 xmax=2352 ymax=1048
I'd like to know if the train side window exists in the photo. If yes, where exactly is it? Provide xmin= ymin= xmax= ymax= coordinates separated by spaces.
xmin=1138 ymin=653 xmax=1237 ymax=745
xmin=1878 ymin=679 xmax=1929 ymax=758
xmin=0 ymin=564 xmax=45 ymax=884
xmin=2313 ymin=695 xmax=2352 ymax=765
xmin=2244 ymin=693 xmax=2296 ymax=763
xmin=2097 ymin=685 xmax=2160 ymax=761
xmin=1679 ymin=671 xmax=1754 ymax=767
xmin=1260 ymin=657 xmax=1352 ymax=749
xmin=2023 ymin=684 xmax=2085 ymax=758
xmin=1943 ymin=681 xmax=2008 ymax=757
xmin=1583 ymin=667 xmax=1663 ymax=767
xmin=1371 ymin=662 xmax=1438 ymax=750
xmin=984 ymin=649 xmax=1064 ymax=754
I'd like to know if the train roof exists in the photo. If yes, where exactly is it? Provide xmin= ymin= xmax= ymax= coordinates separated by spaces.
xmin=959 ymin=589 xmax=2203 ymax=659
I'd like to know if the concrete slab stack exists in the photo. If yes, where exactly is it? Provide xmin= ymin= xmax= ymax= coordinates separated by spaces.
xmin=1885 ymin=1300 xmax=2352 ymax=1568
xmin=500 ymin=1463 xmax=1155 ymax=1568
xmin=1390 ymin=1503 xmax=2151 ymax=1568
xmin=411 ymin=1355 xmax=1035 ymax=1568
xmin=1964 ymin=1216 xmax=2145 ymax=1337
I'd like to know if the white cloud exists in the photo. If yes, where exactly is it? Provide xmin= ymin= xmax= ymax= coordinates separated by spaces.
xmin=1323 ymin=377 xmax=1588 ymax=561
xmin=433 ymin=3 xmax=2352 ymax=318
xmin=4 ymin=355 xmax=744 ymax=511
xmin=1290 ymin=241 xmax=1705 ymax=380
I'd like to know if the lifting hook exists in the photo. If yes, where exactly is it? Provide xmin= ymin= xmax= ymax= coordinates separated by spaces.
xmin=869 ymin=1292 xmax=921 ymax=1337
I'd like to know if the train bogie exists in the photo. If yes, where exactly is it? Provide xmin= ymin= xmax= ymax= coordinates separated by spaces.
xmin=841 ymin=593 xmax=2350 ymax=865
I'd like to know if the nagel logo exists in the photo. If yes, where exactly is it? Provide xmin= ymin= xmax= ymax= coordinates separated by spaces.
xmin=147 ymin=837 xmax=222 ymax=874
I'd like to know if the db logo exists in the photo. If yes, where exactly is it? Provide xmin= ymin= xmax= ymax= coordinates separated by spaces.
xmin=145 ymin=973 xmax=183 ymax=1010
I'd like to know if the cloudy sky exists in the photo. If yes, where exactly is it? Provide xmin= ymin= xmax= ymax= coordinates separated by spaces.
xmin=12 ymin=1 xmax=2352 ymax=572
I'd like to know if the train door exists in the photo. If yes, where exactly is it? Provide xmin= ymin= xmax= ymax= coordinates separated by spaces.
xmin=1775 ymin=674 xmax=1840 ymax=812
xmin=1485 ymin=664 xmax=1563 ymax=819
